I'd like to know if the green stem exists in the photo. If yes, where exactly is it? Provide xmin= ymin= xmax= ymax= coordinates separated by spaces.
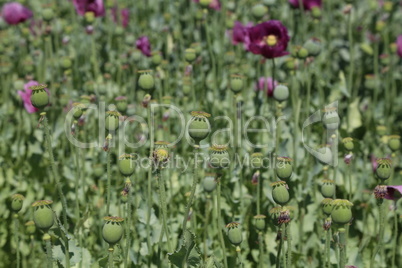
xmin=348 ymin=11 xmax=355 ymax=100
xmin=326 ymin=228 xmax=331 ymax=268
xmin=258 ymin=233 xmax=263 ymax=268
xmin=45 ymin=238 xmax=53 ymax=268
xmin=42 ymin=114 xmax=70 ymax=268
xmin=91 ymin=34 xmax=99 ymax=80
xmin=373 ymin=41 xmax=379 ymax=122
xmin=339 ymin=228 xmax=346 ymax=268
xmin=74 ymin=142 xmax=81 ymax=221
xmin=216 ymin=178 xmax=228 ymax=268
xmin=157 ymin=169 xmax=173 ymax=252
xmin=391 ymin=202 xmax=398 ymax=268
xmin=257 ymin=170 xmax=261 ymax=215
xmin=370 ymin=199 xmax=385 ymax=268
xmin=146 ymin=104 xmax=154 ymax=254
xmin=182 ymin=147 xmax=200 ymax=236
xmin=124 ymin=178 xmax=132 ymax=268
xmin=108 ymin=248 xmax=114 ymax=268
xmin=286 ymin=223 xmax=292 ymax=268
xmin=236 ymin=246 xmax=243 ymax=268
xmin=106 ymin=149 xmax=112 ymax=215
xmin=14 ymin=215 xmax=20 ymax=268
xmin=276 ymin=226 xmax=283 ymax=268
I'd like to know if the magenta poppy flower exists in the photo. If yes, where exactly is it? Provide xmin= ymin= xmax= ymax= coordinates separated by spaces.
xmin=193 ymin=0 xmax=221 ymax=10
xmin=397 ymin=35 xmax=402 ymax=58
xmin=288 ymin=0 xmax=322 ymax=11
xmin=111 ymin=7 xmax=129 ymax=28
xmin=246 ymin=20 xmax=290 ymax=59
xmin=256 ymin=77 xmax=278 ymax=97
xmin=17 ymin=81 xmax=41 ymax=113
xmin=136 ymin=36 xmax=151 ymax=57
xmin=1 ymin=2 xmax=32 ymax=25
xmin=73 ymin=0 xmax=105 ymax=17
xmin=384 ymin=186 xmax=402 ymax=200
xmin=231 ymin=21 xmax=253 ymax=47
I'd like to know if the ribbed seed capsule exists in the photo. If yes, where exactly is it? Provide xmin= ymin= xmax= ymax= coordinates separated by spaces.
xmin=226 ymin=222 xmax=242 ymax=246
xmin=342 ymin=137 xmax=354 ymax=151
xmin=209 ymin=144 xmax=230 ymax=169
xmin=202 ymin=174 xmax=217 ymax=193
xmin=388 ymin=135 xmax=400 ymax=152
xmin=375 ymin=158 xmax=392 ymax=181
xmin=276 ymin=157 xmax=293 ymax=180
xmin=331 ymin=199 xmax=353 ymax=225
xmin=29 ymin=84 xmax=49 ymax=109
xmin=138 ymin=70 xmax=155 ymax=90
xmin=105 ymin=111 xmax=121 ymax=131
xmin=32 ymin=200 xmax=54 ymax=231
xmin=271 ymin=181 xmax=290 ymax=206
xmin=118 ymin=154 xmax=135 ymax=176
xmin=72 ymin=102 xmax=85 ymax=120
xmin=321 ymin=179 xmax=335 ymax=198
xmin=321 ymin=198 xmax=333 ymax=216
xmin=253 ymin=215 xmax=266 ymax=231
xmin=115 ymin=96 xmax=128 ymax=114
xmin=102 ymin=216 xmax=124 ymax=245
xmin=188 ymin=111 xmax=211 ymax=144
xmin=11 ymin=194 xmax=24 ymax=213
xmin=230 ymin=74 xmax=245 ymax=94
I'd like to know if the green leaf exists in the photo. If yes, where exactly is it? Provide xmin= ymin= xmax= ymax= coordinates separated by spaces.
xmin=168 ymin=230 xmax=200 ymax=267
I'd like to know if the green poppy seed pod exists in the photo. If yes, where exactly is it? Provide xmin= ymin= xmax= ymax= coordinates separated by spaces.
xmin=271 ymin=181 xmax=290 ymax=206
xmin=152 ymin=52 xmax=162 ymax=66
xmin=42 ymin=8 xmax=54 ymax=22
xmin=321 ymin=198 xmax=333 ymax=216
xmin=102 ymin=216 xmax=124 ymax=245
xmin=276 ymin=157 xmax=293 ymax=180
xmin=188 ymin=111 xmax=211 ymax=144
xmin=251 ymin=4 xmax=268 ymax=20
xmin=297 ymin=47 xmax=309 ymax=59
xmin=226 ymin=222 xmax=242 ymax=246
xmin=322 ymin=107 xmax=340 ymax=130
xmin=364 ymin=75 xmax=378 ymax=90
xmin=114 ymin=26 xmax=124 ymax=37
xmin=115 ymin=96 xmax=128 ymax=114
xmin=85 ymin=11 xmax=95 ymax=23
xmin=311 ymin=6 xmax=321 ymax=19
xmin=105 ymin=111 xmax=121 ymax=131
xmin=380 ymin=54 xmax=390 ymax=65
xmin=388 ymin=135 xmax=400 ymax=152
xmin=202 ymin=175 xmax=217 ymax=193
xmin=61 ymin=57 xmax=72 ymax=69
xmin=230 ymin=74 xmax=244 ymax=94
xmin=182 ymin=79 xmax=192 ymax=96
xmin=209 ymin=145 xmax=230 ymax=169
xmin=191 ymin=43 xmax=202 ymax=55
xmin=283 ymin=57 xmax=296 ymax=71
xmin=331 ymin=199 xmax=353 ymax=225
xmin=25 ymin=221 xmax=36 ymax=234
xmin=376 ymin=125 xmax=387 ymax=136
xmin=390 ymin=43 xmax=397 ymax=53
xmin=253 ymin=215 xmax=266 ymax=231
xmin=383 ymin=1 xmax=393 ymax=12
xmin=360 ymin=43 xmax=374 ymax=55
xmin=199 ymin=0 xmax=212 ymax=7
xmin=32 ymin=200 xmax=54 ymax=231
xmin=29 ymin=84 xmax=49 ymax=109
xmin=11 ymin=194 xmax=24 ymax=213
xmin=321 ymin=180 xmax=335 ymax=198
xmin=375 ymin=20 xmax=385 ymax=33
xmin=184 ymin=48 xmax=197 ymax=63
xmin=226 ymin=18 xmax=235 ymax=29
xmin=72 ymin=103 xmax=85 ymax=120
xmin=118 ymin=154 xmax=135 ymax=176
xmin=342 ymin=137 xmax=354 ymax=151
xmin=138 ymin=70 xmax=155 ymax=90
xmin=13 ymin=79 xmax=25 ymax=91
xmin=375 ymin=158 xmax=392 ymax=181
xmin=303 ymin=38 xmax=321 ymax=57
xmin=132 ymin=49 xmax=142 ymax=62
xmin=224 ymin=52 xmax=235 ymax=65
xmin=269 ymin=206 xmax=291 ymax=226
xmin=251 ymin=153 xmax=264 ymax=169
xmin=269 ymin=207 xmax=282 ymax=226
xmin=273 ymin=85 xmax=289 ymax=102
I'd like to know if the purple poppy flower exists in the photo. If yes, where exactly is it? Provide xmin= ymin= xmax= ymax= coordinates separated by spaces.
xmin=111 ymin=7 xmax=130 ymax=28
xmin=1 ymin=2 xmax=33 ymax=25
xmin=231 ymin=21 xmax=253 ymax=47
xmin=246 ymin=20 xmax=290 ymax=59
xmin=397 ymin=35 xmax=402 ymax=58
xmin=256 ymin=77 xmax=278 ymax=97
xmin=17 ymin=81 xmax=44 ymax=113
xmin=385 ymin=186 xmax=402 ymax=200
xmin=288 ymin=0 xmax=322 ymax=11
xmin=193 ymin=0 xmax=221 ymax=10
xmin=136 ymin=36 xmax=151 ymax=57
xmin=73 ymin=0 xmax=105 ymax=17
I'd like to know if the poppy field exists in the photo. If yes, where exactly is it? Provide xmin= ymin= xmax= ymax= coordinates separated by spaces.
xmin=1 ymin=0 xmax=402 ymax=267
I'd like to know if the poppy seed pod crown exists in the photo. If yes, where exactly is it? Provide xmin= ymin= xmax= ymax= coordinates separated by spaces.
xmin=188 ymin=111 xmax=211 ymax=145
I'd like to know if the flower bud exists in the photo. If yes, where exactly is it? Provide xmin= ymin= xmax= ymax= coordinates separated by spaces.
xmin=115 ymin=96 xmax=128 ymax=114
xmin=342 ymin=137 xmax=354 ymax=151
xmin=330 ymin=199 xmax=353 ymax=225
xmin=209 ymin=144 xmax=230 ymax=169
xmin=253 ymin=215 xmax=266 ymax=231
xmin=273 ymin=85 xmax=289 ymax=102
xmin=42 ymin=8 xmax=54 ymax=22
xmin=138 ymin=70 xmax=155 ymax=90
xmin=271 ymin=181 xmax=290 ymax=206
xmin=251 ymin=4 xmax=268 ymax=20
xmin=151 ymin=52 xmax=162 ymax=66
xmin=184 ymin=48 xmax=197 ymax=63
xmin=276 ymin=157 xmax=293 ymax=180
xmin=321 ymin=179 xmax=335 ymax=198
xmin=188 ymin=111 xmax=211 ymax=144
xmin=72 ymin=102 xmax=85 ymax=120
xmin=32 ymin=200 xmax=54 ymax=231
xmin=375 ymin=158 xmax=392 ymax=181
xmin=311 ymin=7 xmax=321 ymax=19
xmin=376 ymin=125 xmax=387 ymax=136
xmin=11 ymin=194 xmax=24 ymax=213
xmin=226 ymin=222 xmax=242 ymax=246
xmin=202 ymin=174 xmax=217 ymax=193
xmin=102 ymin=216 xmax=124 ymax=245
xmin=118 ymin=154 xmax=135 ymax=176
xmin=388 ymin=135 xmax=400 ymax=152
xmin=230 ymin=74 xmax=245 ymax=94
xmin=321 ymin=198 xmax=333 ymax=216
xmin=297 ymin=47 xmax=309 ymax=59
xmin=105 ymin=111 xmax=121 ymax=131
xmin=29 ymin=84 xmax=49 ymax=109
xmin=120 ymin=190 xmax=128 ymax=203
xmin=153 ymin=148 xmax=169 ymax=168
